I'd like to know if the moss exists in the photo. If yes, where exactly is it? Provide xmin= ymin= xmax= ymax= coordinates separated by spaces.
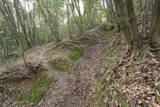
xmin=17 ymin=73 xmax=53 ymax=105
xmin=75 ymin=45 xmax=87 ymax=52
xmin=33 ymin=74 xmax=53 ymax=89
xmin=69 ymin=44 xmax=88 ymax=61
xmin=52 ymin=59 xmax=70 ymax=72
xmin=18 ymin=89 xmax=43 ymax=105
xmin=69 ymin=50 xmax=81 ymax=60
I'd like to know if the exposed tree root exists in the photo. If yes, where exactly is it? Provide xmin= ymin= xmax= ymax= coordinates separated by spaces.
xmin=0 ymin=62 xmax=44 ymax=83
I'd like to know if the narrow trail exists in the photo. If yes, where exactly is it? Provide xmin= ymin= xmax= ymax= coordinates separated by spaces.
xmin=36 ymin=38 xmax=108 ymax=107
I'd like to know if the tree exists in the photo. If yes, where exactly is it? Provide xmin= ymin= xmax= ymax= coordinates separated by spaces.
xmin=150 ymin=0 xmax=160 ymax=48
xmin=113 ymin=0 xmax=141 ymax=56
xmin=105 ymin=0 xmax=115 ymax=22
xmin=36 ymin=0 xmax=61 ymax=43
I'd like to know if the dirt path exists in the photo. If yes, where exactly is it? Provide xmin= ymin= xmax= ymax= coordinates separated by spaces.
xmin=36 ymin=38 xmax=108 ymax=107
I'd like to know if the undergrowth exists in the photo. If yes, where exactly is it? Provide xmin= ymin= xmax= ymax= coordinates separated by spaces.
xmin=106 ymin=86 xmax=130 ymax=107
xmin=91 ymin=33 xmax=130 ymax=106
xmin=91 ymin=83 xmax=105 ymax=107
xmin=92 ymin=32 xmax=160 ymax=106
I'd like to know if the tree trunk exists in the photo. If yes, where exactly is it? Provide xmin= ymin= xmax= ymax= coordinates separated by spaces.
xmin=125 ymin=0 xmax=141 ymax=50
xmin=113 ymin=0 xmax=141 ymax=55
xmin=113 ymin=0 xmax=132 ymax=43
xmin=150 ymin=0 xmax=160 ymax=48
xmin=106 ymin=0 xmax=115 ymax=22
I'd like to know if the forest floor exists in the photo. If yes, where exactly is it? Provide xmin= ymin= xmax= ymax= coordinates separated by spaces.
xmin=0 ymin=24 xmax=160 ymax=107
xmin=36 ymin=36 xmax=108 ymax=107
xmin=0 ymin=24 xmax=112 ymax=107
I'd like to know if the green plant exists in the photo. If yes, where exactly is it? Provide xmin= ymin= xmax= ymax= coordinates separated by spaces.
xmin=106 ymin=87 xmax=130 ymax=107
xmin=91 ymin=83 xmax=106 ymax=107
xmin=106 ymin=57 xmax=118 ymax=69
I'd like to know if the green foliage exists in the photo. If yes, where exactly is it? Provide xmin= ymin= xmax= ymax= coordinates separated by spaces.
xmin=13 ymin=48 xmax=22 ymax=56
xmin=106 ymin=87 xmax=118 ymax=97
xmin=0 ymin=0 xmax=110 ymax=62
xmin=35 ymin=26 xmax=53 ymax=44
xmin=17 ymin=73 xmax=53 ymax=105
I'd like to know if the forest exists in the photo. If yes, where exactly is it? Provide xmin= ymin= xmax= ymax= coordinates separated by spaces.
xmin=0 ymin=0 xmax=160 ymax=107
